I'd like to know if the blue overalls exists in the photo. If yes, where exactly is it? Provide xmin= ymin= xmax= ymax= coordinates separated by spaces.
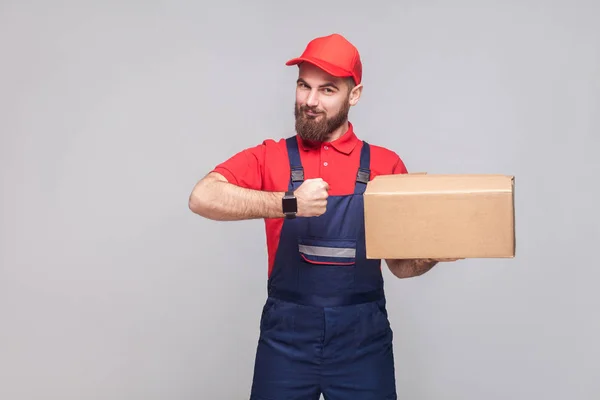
xmin=250 ymin=136 xmax=397 ymax=400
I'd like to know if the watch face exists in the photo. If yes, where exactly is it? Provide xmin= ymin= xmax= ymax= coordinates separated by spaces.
xmin=282 ymin=197 xmax=297 ymax=214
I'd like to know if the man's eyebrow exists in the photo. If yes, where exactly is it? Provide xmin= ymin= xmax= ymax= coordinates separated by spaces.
xmin=320 ymin=82 xmax=340 ymax=89
xmin=296 ymin=78 xmax=339 ymax=90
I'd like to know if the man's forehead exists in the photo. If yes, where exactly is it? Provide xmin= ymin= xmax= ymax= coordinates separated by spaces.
xmin=298 ymin=63 xmax=344 ymax=84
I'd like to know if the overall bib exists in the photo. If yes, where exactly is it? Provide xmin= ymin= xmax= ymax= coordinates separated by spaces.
xmin=250 ymin=136 xmax=397 ymax=400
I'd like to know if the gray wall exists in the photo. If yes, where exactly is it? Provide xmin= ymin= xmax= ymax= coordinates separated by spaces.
xmin=1 ymin=1 xmax=598 ymax=399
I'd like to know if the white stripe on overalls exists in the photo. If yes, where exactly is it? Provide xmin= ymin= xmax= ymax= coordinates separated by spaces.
xmin=298 ymin=245 xmax=356 ymax=258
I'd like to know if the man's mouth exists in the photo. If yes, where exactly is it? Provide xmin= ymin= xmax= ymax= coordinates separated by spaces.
xmin=304 ymin=109 xmax=322 ymax=117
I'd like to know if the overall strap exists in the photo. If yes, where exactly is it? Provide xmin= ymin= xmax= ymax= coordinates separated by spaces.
xmin=354 ymin=141 xmax=371 ymax=194
xmin=285 ymin=136 xmax=304 ymax=191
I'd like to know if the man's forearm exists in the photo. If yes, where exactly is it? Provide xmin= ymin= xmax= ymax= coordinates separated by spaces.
xmin=189 ymin=173 xmax=285 ymax=221
xmin=385 ymin=259 xmax=438 ymax=279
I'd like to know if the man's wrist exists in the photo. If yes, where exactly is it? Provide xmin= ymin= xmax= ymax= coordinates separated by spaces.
xmin=281 ymin=190 xmax=297 ymax=219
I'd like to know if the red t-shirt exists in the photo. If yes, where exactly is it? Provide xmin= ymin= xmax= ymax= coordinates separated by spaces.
xmin=211 ymin=122 xmax=408 ymax=277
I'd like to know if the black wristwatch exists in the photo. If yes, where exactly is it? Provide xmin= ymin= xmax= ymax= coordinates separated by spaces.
xmin=282 ymin=191 xmax=297 ymax=219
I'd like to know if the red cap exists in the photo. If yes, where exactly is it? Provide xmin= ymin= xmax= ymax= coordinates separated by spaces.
xmin=286 ymin=33 xmax=362 ymax=85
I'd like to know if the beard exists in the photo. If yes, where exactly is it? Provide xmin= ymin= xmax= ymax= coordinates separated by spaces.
xmin=294 ymin=98 xmax=350 ymax=142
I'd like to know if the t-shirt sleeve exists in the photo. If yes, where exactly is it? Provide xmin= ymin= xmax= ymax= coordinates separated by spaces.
xmin=392 ymin=153 xmax=408 ymax=174
xmin=211 ymin=142 xmax=266 ymax=190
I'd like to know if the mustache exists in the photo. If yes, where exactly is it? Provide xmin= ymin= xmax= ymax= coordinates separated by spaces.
xmin=299 ymin=104 xmax=324 ymax=114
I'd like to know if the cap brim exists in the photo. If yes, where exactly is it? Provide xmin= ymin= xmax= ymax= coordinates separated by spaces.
xmin=285 ymin=56 xmax=352 ymax=80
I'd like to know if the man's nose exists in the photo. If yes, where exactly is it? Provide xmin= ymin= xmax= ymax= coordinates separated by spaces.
xmin=306 ymin=90 xmax=319 ymax=107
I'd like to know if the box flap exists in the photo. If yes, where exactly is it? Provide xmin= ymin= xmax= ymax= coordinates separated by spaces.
xmin=365 ymin=174 xmax=514 ymax=195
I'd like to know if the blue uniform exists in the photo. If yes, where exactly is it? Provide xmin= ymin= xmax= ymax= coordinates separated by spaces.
xmin=249 ymin=136 xmax=397 ymax=400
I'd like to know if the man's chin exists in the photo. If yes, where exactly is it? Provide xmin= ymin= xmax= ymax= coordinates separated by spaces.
xmin=298 ymin=131 xmax=330 ymax=143
xmin=299 ymin=136 xmax=324 ymax=144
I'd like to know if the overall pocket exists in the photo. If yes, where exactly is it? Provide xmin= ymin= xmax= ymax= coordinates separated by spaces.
xmin=297 ymin=237 xmax=357 ymax=293
xmin=297 ymin=238 xmax=357 ymax=266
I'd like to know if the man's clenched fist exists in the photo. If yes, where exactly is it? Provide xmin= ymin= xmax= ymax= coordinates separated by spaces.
xmin=294 ymin=178 xmax=329 ymax=217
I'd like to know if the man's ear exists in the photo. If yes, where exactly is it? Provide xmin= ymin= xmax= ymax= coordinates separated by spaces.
xmin=349 ymin=83 xmax=363 ymax=106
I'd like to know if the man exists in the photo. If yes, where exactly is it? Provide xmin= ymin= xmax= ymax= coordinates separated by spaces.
xmin=189 ymin=33 xmax=454 ymax=400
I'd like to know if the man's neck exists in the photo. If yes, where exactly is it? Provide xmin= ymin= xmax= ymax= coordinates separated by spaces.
xmin=326 ymin=121 xmax=349 ymax=142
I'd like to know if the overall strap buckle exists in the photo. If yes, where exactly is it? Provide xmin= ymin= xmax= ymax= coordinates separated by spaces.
xmin=286 ymin=136 xmax=304 ymax=191
xmin=356 ymin=168 xmax=370 ymax=184
xmin=354 ymin=141 xmax=371 ymax=194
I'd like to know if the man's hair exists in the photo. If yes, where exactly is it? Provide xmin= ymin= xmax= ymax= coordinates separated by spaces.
xmin=345 ymin=77 xmax=356 ymax=91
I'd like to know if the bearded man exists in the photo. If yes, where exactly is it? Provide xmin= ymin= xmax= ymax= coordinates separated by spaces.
xmin=188 ymin=33 xmax=454 ymax=400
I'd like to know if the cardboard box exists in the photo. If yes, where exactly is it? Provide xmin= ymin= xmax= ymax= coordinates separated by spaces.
xmin=364 ymin=174 xmax=515 ymax=259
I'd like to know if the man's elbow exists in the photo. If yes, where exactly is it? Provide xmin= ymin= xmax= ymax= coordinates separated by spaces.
xmin=188 ymin=191 xmax=205 ymax=216
xmin=188 ymin=183 xmax=208 ymax=216
xmin=386 ymin=259 xmax=429 ymax=279
xmin=385 ymin=259 xmax=406 ymax=279
xmin=188 ymin=172 xmax=228 ymax=218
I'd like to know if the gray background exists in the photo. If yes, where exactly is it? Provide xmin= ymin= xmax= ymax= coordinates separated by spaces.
xmin=1 ymin=1 xmax=598 ymax=399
